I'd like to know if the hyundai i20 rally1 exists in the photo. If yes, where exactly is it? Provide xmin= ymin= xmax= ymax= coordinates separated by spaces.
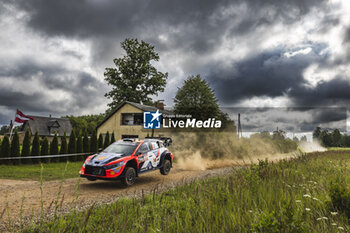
xmin=79 ymin=138 xmax=173 ymax=186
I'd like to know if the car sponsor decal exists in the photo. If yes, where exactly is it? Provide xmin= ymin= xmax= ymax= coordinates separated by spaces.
xmin=98 ymin=156 xmax=107 ymax=161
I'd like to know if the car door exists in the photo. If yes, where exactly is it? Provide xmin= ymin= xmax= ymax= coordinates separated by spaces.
xmin=137 ymin=143 xmax=151 ymax=171
xmin=146 ymin=142 xmax=161 ymax=167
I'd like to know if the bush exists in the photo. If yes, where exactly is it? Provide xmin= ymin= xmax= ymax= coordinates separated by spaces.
xmin=59 ymin=132 xmax=68 ymax=162
xmin=83 ymin=130 xmax=90 ymax=153
xmin=98 ymin=134 xmax=103 ymax=151
xmin=104 ymin=131 xmax=110 ymax=149
xmin=50 ymin=133 xmax=59 ymax=162
xmin=31 ymin=132 xmax=40 ymax=163
xmin=10 ymin=130 xmax=20 ymax=165
xmin=90 ymin=130 xmax=97 ymax=153
xmin=68 ymin=130 xmax=77 ymax=161
xmin=329 ymin=178 xmax=350 ymax=219
xmin=111 ymin=132 xmax=116 ymax=144
xmin=76 ymin=131 xmax=83 ymax=154
xmin=40 ymin=137 xmax=49 ymax=163
xmin=0 ymin=135 xmax=10 ymax=165
xmin=253 ymin=201 xmax=304 ymax=233
xmin=22 ymin=129 xmax=31 ymax=157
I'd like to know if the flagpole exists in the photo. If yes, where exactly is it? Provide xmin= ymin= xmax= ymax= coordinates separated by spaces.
xmin=9 ymin=110 xmax=17 ymax=142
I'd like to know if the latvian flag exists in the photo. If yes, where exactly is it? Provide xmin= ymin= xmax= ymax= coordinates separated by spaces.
xmin=15 ymin=109 xmax=34 ymax=123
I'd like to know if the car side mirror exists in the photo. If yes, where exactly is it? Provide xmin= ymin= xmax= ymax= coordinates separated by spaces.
xmin=137 ymin=152 xmax=142 ymax=156
xmin=98 ymin=148 xmax=103 ymax=153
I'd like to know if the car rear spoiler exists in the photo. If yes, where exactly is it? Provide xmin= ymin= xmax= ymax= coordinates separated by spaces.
xmin=146 ymin=137 xmax=172 ymax=147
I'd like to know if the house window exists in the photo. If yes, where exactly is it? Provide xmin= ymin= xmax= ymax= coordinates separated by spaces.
xmin=122 ymin=135 xmax=139 ymax=139
xmin=121 ymin=113 xmax=143 ymax=125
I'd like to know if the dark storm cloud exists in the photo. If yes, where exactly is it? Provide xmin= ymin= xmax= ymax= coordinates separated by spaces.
xmin=0 ymin=0 xmax=347 ymax=131
xmin=14 ymin=0 xmax=328 ymax=56
xmin=0 ymin=89 xmax=47 ymax=112
xmin=290 ymin=77 xmax=350 ymax=106
xmin=207 ymin=44 xmax=329 ymax=104
xmin=313 ymin=108 xmax=347 ymax=123
xmin=208 ymin=45 xmax=350 ymax=108
xmin=0 ymin=60 xmax=106 ymax=124
xmin=222 ymin=107 xmax=347 ymax=133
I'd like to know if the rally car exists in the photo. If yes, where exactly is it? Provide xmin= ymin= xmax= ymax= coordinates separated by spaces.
xmin=79 ymin=138 xmax=173 ymax=186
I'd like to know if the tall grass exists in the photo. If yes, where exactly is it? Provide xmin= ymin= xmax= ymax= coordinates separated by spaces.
xmin=21 ymin=150 xmax=350 ymax=232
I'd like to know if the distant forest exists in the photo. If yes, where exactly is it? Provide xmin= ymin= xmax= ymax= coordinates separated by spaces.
xmin=313 ymin=127 xmax=350 ymax=147
xmin=62 ymin=114 xmax=106 ymax=135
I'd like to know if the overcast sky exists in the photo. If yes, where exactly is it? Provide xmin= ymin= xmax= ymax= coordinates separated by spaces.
xmin=0 ymin=0 xmax=349 ymax=132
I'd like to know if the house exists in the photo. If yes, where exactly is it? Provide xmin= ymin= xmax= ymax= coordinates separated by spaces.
xmin=97 ymin=101 xmax=171 ymax=140
xmin=20 ymin=116 xmax=72 ymax=141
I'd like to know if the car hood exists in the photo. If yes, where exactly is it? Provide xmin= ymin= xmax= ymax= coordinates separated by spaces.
xmin=88 ymin=152 xmax=124 ymax=166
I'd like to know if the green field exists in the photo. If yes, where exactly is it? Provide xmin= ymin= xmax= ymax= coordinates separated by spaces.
xmin=0 ymin=161 xmax=83 ymax=181
xmin=327 ymin=147 xmax=350 ymax=151
xmin=21 ymin=150 xmax=350 ymax=232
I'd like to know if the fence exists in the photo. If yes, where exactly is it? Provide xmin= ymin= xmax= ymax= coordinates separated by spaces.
xmin=0 ymin=152 xmax=94 ymax=163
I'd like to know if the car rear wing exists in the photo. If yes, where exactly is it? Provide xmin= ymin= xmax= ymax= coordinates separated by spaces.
xmin=145 ymin=136 xmax=172 ymax=147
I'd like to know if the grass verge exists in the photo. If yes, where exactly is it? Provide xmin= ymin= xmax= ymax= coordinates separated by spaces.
xmin=21 ymin=150 xmax=350 ymax=232
xmin=0 ymin=161 xmax=83 ymax=181
xmin=327 ymin=147 xmax=350 ymax=151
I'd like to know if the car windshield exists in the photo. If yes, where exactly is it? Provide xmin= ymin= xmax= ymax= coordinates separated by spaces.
xmin=103 ymin=143 xmax=137 ymax=155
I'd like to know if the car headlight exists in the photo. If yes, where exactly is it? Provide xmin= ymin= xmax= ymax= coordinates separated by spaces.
xmin=105 ymin=161 xmax=124 ymax=170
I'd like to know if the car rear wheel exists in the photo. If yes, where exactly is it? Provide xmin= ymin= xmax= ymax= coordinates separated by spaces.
xmin=121 ymin=167 xmax=137 ymax=187
xmin=160 ymin=159 xmax=171 ymax=175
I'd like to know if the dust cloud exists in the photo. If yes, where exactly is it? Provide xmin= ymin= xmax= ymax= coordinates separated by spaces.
xmin=298 ymin=140 xmax=327 ymax=153
xmin=169 ymin=132 xmax=294 ymax=171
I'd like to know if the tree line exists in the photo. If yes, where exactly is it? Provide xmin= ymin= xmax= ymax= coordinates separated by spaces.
xmin=313 ymin=127 xmax=350 ymax=147
xmin=251 ymin=130 xmax=298 ymax=153
xmin=0 ymin=129 xmax=116 ymax=165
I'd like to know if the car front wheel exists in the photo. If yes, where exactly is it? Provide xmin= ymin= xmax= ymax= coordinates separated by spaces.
xmin=160 ymin=159 xmax=171 ymax=175
xmin=121 ymin=167 xmax=137 ymax=187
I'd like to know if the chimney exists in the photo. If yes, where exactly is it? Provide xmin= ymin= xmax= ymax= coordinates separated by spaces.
xmin=156 ymin=100 xmax=165 ymax=110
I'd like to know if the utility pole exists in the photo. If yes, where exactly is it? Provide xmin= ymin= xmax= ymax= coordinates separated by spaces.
xmin=237 ymin=113 xmax=243 ymax=139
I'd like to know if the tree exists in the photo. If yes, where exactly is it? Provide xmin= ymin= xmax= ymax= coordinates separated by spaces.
xmin=331 ymin=129 xmax=342 ymax=147
xmin=63 ymin=114 xmax=105 ymax=135
xmin=59 ymin=132 xmax=68 ymax=162
xmin=104 ymin=131 xmax=110 ymax=149
xmin=343 ymin=135 xmax=350 ymax=147
xmin=40 ymin=137 xmax=49 ymax=163
xmin=68 ymin=130 xmax=77 ymax=161
xmin=292 ymin=136 xmax=299 ymax=143
xmin=174 ymin=75 xmax=221 ymax=121
xmin=50 ymin=133 xmax=59 ymax=162
xmin=313 ymin=127 xmax=321 ymax=141
xmin=111 ymin=132 xmax=116 ymax=144
xmin=320 ymin=130 xmax=332 ymax=147
xmin=22 ymin=129 xmax=31 ymax=158
xmin=104 ymin=38 xmax=168 ymax=112
xmin=83 ymin=130 xmax=90 ymax=153
xmin=31 ymin=132 xmax=40 ymax=163
xmin=272 ymin=130 xmax=286 ymax=141
xmin=76 ymin=131 xmax=83 ymax=154
xmin=0 ymin=135 xmax=10 ymax=164
xmin=300 ymin=135 xmax=307 ymax=142
xmin=11 ymin=130 xmax=20 ymax=164
xmin=98 ymin=134 xmax=104 ymax=150
xmin=0 ymin=125 xmax=10 ymax=135
xmin=90 ymin=130 xmax=98 ymax=153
